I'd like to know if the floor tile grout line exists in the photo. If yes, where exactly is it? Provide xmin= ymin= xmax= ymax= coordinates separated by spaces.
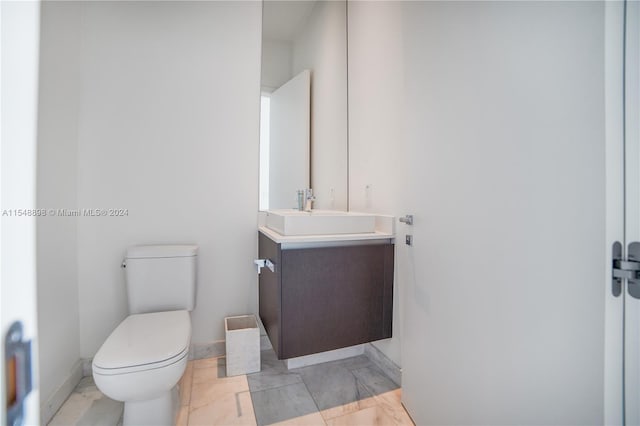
xmin=184 ymin=362 xmax=195 ymax=425
xmin=247 ymin=373 xmax=304 ymax=394
xmin=298 ymin=371 xmax=324 ymax=423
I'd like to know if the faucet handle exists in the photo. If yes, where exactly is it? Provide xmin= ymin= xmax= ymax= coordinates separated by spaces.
xmin=306 ymin=188 xmax=316 ymax=200
xmin=304 ymin=189 xmax=315 ymax=212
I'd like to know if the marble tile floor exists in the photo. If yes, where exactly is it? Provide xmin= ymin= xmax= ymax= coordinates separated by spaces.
xmin=48 ymin=376 xmax=124 ymax=426
xmin=49 ymin=349 xmax=414 ymax=426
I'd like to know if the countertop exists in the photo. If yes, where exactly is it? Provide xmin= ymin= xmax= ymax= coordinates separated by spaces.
xmin=258 ymin=226 xmax=395 ymax=249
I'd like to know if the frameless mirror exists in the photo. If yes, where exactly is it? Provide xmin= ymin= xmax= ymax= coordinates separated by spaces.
xmin=259 ymin=0 xmax=348 ymax=211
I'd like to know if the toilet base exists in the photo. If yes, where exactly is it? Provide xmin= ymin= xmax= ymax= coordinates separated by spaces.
xmin=123 ymin=386 xmax=179 ymax=426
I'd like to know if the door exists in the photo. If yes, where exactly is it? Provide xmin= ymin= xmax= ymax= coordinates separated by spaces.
xmin=605 ymin=1 xmax=640 ymax=423
xmin=1 ymin=1 xmax=41 ymax=424
xmin=400 ymin=2 xmax=608 ymax=424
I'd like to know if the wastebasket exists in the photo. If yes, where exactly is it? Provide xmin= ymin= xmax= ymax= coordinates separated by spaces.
xmin=224 ymin=315 xmax=261 ymax=376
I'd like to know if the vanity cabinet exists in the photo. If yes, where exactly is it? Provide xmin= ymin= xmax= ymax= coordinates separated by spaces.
xmin=258 ymin=232 xmax=394 ymax=359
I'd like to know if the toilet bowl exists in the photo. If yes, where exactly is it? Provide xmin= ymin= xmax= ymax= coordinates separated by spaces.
xmin=92 ymin=244 xmax=198 ymax=426
xmin=93 ymin=310 xmax=191 ymax=425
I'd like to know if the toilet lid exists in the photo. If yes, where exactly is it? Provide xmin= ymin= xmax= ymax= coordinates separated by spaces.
xmin=93 ymin=310 xmax=190 ymax=372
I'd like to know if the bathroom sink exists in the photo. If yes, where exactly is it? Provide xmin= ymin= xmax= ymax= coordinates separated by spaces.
xmin=265 ymin=209 xmax=376 ymax=236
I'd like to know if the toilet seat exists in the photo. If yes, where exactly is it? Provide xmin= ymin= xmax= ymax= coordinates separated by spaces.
xmin=93 ymin=310 xmax=190 ymax=376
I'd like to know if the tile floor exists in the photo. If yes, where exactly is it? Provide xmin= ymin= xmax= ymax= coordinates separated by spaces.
xmin=49 ymin=348 xmax=414 ymax=426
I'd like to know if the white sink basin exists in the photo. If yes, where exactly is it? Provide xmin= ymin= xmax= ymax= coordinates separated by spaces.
xmin=265 ymin=209 xmax=376 ymax=236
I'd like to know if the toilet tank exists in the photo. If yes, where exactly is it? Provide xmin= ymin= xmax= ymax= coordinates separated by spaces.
xmin=125 ymin=244 xmax=198 ymax=314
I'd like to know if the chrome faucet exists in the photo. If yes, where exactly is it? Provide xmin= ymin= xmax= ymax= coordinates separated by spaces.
xmin=304 ymin=188 xmax=316 ymax=212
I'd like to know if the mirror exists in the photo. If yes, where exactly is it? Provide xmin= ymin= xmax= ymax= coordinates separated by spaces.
xmin=260 ymin=0 xmax=348 ymax=211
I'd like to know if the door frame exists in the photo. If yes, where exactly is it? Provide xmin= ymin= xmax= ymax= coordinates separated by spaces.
xmin=1 ymin=1 xmax=42 ymax=424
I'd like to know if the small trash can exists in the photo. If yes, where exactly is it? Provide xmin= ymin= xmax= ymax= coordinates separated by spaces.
xmin=225 ymin=315 xmax=261 ymax=376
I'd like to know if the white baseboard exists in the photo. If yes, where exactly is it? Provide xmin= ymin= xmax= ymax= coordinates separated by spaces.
xmin=40 ymin=359 xmax=83 ymax=425
xmin=284 ymin=344 xmax=366 ymax=369
xmin=82 ymin=358 xmax=93 ymax=377
xmin=189 ymin=340 xmax=226 ymax=360
xmin=364 ymin=343 xmax=402 ymax=386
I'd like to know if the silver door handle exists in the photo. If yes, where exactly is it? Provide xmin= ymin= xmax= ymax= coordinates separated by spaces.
xmin=254 ymin=258 xmax=275 ymax=274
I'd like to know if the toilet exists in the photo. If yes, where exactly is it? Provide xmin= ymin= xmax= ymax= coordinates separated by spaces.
xmin=92 ymin=244 xmax=198 ymax=426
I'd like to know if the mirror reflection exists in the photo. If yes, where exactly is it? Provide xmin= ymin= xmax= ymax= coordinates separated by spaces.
xmin=259 ymin=0 xmax=348 ymax=211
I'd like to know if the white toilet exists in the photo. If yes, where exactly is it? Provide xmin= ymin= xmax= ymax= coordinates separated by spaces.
xmin=92 ymin=244 xmax=198 ymax=426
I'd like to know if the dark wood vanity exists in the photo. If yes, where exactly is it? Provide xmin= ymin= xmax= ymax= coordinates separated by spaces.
xmin=258 ymin=231 xmax=394 ymax=360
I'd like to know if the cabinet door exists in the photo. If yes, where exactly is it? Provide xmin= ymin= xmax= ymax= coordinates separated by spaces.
xmin=258 ymin=233 xmax=282 ymax=356
xmin=280 ymin=244 xmax=394 ymax=359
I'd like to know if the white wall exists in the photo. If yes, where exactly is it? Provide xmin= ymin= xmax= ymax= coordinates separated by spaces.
xmin=75 ymin=1 xmax=262 ymax=358
xmin=36 ymin=2 xmax=81 ymax=420
xmin=347 ymin=1 xmax=404 ymax=366
xmin=292 ymin=1 xmax=348 ymax=210
xmin=398 ymin=2 xmax=605 ymax=424
xmin=261 ymin=39 xmax=292 ymax=92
